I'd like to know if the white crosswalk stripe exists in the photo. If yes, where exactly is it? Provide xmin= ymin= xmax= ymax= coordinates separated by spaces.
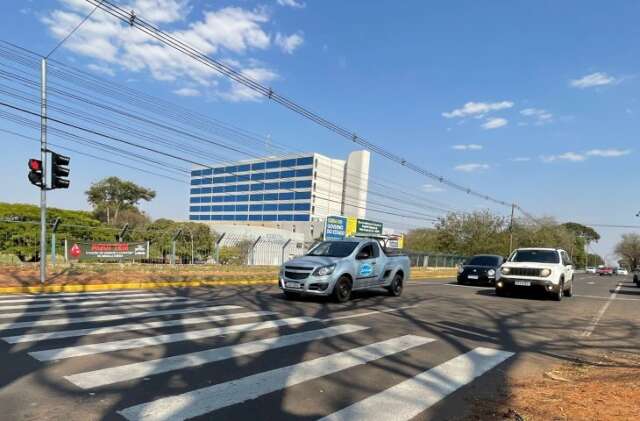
xmin=65 ymin=324 xmax=369 ymax=389
xmin=0 ymin=304 xmax=238 ymax=331
xmin=0 ymin=297 xmax=200 ymax=319
xmin=0 ymin=291 xmax=173 ymax=305
xmin=318 ymin=347 xmax=515 ymax=421
xmin=29 ymin=316 xmax=319 ymax=361
xmin=2 ymin=310 xmax=277 ymax=343
xmin=0 ymin=295 xmax=191 ymax=311
xmin=117 ymin=335 xmax=434 ymax=421
xmin=0 ymin=290 xmax=158 ymax=300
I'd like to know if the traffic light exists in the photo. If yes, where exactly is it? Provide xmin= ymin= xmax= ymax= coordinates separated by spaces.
xmin=28 ymin=158 xmax=43 ymax=187
xmin=50 ymin=151 xmax=70 ymax=189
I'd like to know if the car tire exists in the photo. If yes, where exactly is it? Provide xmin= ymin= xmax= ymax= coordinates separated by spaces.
xmin=283 ymin=291 xmax=299 ymax=300
xmin=332 ymin=275 xmax=352 ymax=303
xmin=387 ymin=273 xmax=404 ymax=297
xmin=552 ymin=280 xmax=564 ymax=301
xmin=563 ymin=279 xmax=573 ymax=297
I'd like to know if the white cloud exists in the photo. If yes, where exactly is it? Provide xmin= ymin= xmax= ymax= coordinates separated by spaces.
xmin=481 ymin=117 xmax=508 ymax=130
xmin=585 ymin=148 xmax=631 ymax=157
xmin=442 ymin=101 xmax=513 ymax=119
xmin=277 ymin=0 xmax=306 ymax=8
xmin=541 ymin=152 xmax=586 ymax=163
xmin=173 ymin=87 xmax=201 ymax=97
xmin=422 ymin=184 xmax=445 ymax=193
xmin=570 ymin=72 xmax=616 ymax=89
xmin=87 ymin=63 xmax=115 ymax=76
xmin=275 ymin=32 xmax=304 ymax=54
xmin=454 ymin=163 xmax=490 ymax=172
xmin=511 ymin=157 xmax=531 ymax=162
xmin=520 ymin=107 xmax=553 ymax=125
xmin=452 ymin=144 xmax=482 ymax=151
xmin=41 ymin=1 xmax=289 ymax=102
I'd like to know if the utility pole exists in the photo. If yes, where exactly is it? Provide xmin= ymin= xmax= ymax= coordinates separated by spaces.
xmin=39 ymin=58 xmax=48 ymax=285
xmin=508 ymin=203 xmax=515 ymax=254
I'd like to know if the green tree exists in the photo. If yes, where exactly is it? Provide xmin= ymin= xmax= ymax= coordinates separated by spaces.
xmin=614 ymin=233 xmax=640 ymax=270
xmin=433 ymin=210 xmax=510 ymax=256
xmin=404 ymin=228 xmax=439 ymax=252
xmin=86 ymin=177 xmax=156 ymax=225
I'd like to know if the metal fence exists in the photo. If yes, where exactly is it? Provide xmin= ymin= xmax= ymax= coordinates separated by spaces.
xmin=406 ymin=252 xmax=467 ymax=268
xmin=215 ymin=232 xmax=305 ymax=266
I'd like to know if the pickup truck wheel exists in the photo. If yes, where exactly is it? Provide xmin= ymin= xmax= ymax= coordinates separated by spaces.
xmin=387 ymin=273 xmax=403 ymax=297
xmin=333 ymin=276 xmax=352 ymax=303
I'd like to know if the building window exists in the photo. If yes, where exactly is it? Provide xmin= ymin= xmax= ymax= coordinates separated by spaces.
xmin=212 ymin=196 xmax=223 ymax=203
xmin=281 ymin=158 xmax=297 ymax=167
xmin=223 ymin=205 xmax=235 ymax=212
xmin=223 ymin=215 xmax=234 ymax=221
xmin=250 ymin=194 xmax=264 ymax=201
xmin=264 ymin=182 xmax=279 ymax=190
xmin=278 ymin=203 xmax=294 ymax=211
xmin=312 ymin=205 xmax=315 ymax=214
xmin=295 ymin=168 xmax=313 ymax=177
xmin=189 ymin=215 xmax=198 ymax=221
xmin=202 ymin=169 xmax=213 ymax=176
xmin=251 ymin=173 xmax=265 ymax=181
xmin=190 ymin=179 xmax=201 ymax=186
xmin=265 ymin=171 xmax=280 ymax=180
xmin=236 ymin=194 xmax=249 ymax=202
xmin=190 ymin=206 xmax=200 ymax=212
xmin=213 ymin=167 xmax=225 ymax=174
xmin=224 ymin=185 xmax=237 ymax=192
xmin=250 ymin=183 xmax=265 ymax=191
xmin=224 ymin=165 xmax=238 ymax=173
xmin=212 ymin=186 xmax=224 ymax=193
xmin=237 ymin=164 xmax=250 ymax=172
xmin=249 ymin=214 xmax=262 ymax=221
xmin=200 ymin=187 xmax=212 ymax=194
xmin=236 ymin=205 xmax=248 ymax=212
xmin=294 ymin=214 xmax=310 ymax=221
xmin=295 ymin=180 xmax=312 ymax=188
xmin=278 ymin=214 xmax=293 ymax=221
xmin=249 ymin=204 xmax=263 ymax=211
xmin=190 ymin=188 xmax=200 ymax=194
xmin=279 ymin=192 xmax=294 ymax=200
xmin=236 ymin=184 xmax=250 ymax=192
xmin=191 ymin=169 xmax=202 ymax=177
xmin=201 ymin=196 xmax=212 ymax=203
xmin=223 ymin=196 xmax=235 ymax=202
xmin=263 ymin=204 xmax=277 ymax=211
xmin=235 ymin=214 xmax=248 ymax=221
xmin=294 ymin=191 xmax=311 ymax=200
xmin=211 ymin=215 xmax=223 ymax=221
xmin=281 ymin=170 xmax=296 ymax=178
xmin=280 ymin=181 xmax=295 ymax=189
xmin=224 ymin=175 xmax=237 ymax=183
xmin=263 ymin=193 xmax=278 ymax=201
xmin=263 ymin=214 xmax=277 ymax=221
xmin=266 ymin=160 xmax=280 ymax=169
xmin=190 ymin=197 xmax=201 ymax=203
xmin=251 ymin=162 xmax=265 ymax=171
xmin=297 ymin=156 xmax=313 ymax=166
xmin=294 ymin=203 xmax=310 ymax=211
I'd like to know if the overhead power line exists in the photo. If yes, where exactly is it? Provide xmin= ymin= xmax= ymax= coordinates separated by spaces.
xmin=84 ymin=0 xmax=532 ymax=216
xmin=46 ymin=1 xmax=103 ymax=58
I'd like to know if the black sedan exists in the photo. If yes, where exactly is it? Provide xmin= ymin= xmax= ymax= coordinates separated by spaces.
xmin=457 ymin=255 xmax=505 ymax=285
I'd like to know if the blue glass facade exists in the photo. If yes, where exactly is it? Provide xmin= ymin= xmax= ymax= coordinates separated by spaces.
xmin=189 ymin=156 xmax=314 ymax=223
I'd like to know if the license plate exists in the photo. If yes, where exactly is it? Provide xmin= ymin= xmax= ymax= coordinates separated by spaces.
xmin=285 ymin=282 xmax=301 ymax=289
xmin=515 ymin=280 xmax=531 ymax=286
xmin=467 ymin=275 xmax=479 ymax=280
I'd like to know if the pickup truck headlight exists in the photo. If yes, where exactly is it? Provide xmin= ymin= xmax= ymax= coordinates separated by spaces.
xmin=540 ymin=268 xmax=552 ymax=277
xmin=501 ymin=267 xmax=511 ymax=275
xmin=313 ymin=264 xmax=336 ymax=276
xmin=487 ymin=269 xmax=496 ymax=277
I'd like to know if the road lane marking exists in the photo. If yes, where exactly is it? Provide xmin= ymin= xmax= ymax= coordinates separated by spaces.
xmin=574 ymin=294 xmax=640 ymax=302
xmin=2 ymin=311 xmax=276 ymax=343
xmin=0 ymin=304 xmax=241 ymax=331
xmin=65 ymin=324 xmax=369 ymax=389
xmin=581 ymin=284 xmax=621 ymax=337
xmin=0 ymin=292 xmax=172 ymax=305
xmin=322 ymin=305 xmax=418 ymax=322
xmin=318 ymin=347 xmax=514 ymax=421
xmin=29 ymin=316 xmax=319 ymax=361
xmin=117 ymin=335 xmax=434 ymax=421
xmin=0 ymin=298 xmax=199 ymax=320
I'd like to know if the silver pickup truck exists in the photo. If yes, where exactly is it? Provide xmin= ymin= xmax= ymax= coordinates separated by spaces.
xmin=279 ymin=237 xmax=411 ymax=302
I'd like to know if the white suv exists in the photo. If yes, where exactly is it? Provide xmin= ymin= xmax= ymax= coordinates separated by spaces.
xmin=496 ymin=248 xmax=574 ymax=301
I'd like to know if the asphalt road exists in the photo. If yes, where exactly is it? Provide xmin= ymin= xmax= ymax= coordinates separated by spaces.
xmin=0 ymin=273 xmax=638 ymax=421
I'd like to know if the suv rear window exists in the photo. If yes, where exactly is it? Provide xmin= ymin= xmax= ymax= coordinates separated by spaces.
xmin=510 ymin=250 xmax=559 ymax=264
xmin=466 ymin=256 xmax=500 ymax=266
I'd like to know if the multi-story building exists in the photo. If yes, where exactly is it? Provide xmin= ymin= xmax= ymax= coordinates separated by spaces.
xmin=189 ymin=150 xmax=370 ymax=225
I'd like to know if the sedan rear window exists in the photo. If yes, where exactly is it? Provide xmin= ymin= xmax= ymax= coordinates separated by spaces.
xmin=466 ymin=256 xmax=500 ymax=266
xmin=510 ymin=250 xmax=559 ymax=264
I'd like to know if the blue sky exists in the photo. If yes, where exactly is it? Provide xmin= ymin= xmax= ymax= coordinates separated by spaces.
xmin=0 ymin=0 xmax=638 ymax=261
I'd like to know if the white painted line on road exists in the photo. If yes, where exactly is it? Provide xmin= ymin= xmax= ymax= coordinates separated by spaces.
xmin=587 ymin=282 xmax=595 ymax=285
xmin=0 ymin=292 xmax=171 ymax=304
xmin=574 ymin=294 xmax=640 ymax=302
xmin=0 ymin=290 xmax=156 ymax=300
xmin=117 ymin=335 xmax=434 ymax=421
xmin=0 ymin=297 xmax=199 ymax=320
xmin=29 ymin=316 xmax=319 ymax=361
xmin=442 ymin=283 xmax=492 ymax=289
xmin=581 ymin=284 xmax=621 ymax=337
xmin=0 ymin=304 xmax=240 ymax=331
xmin=66 ymin=324 xmax=369 ymax=389
xmin=2 ymin=311 xmax=277 ymax=343
xmin=323 ymin=305 xmax=418 ymax=322
xmin=319 ymin=347 xmax=514 ymax=421
xmin=0 ymin=295 xmax=190 ymax=311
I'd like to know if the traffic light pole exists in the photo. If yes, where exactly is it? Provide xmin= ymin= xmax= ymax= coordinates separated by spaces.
xmin=39 ymin=58 xmax=47 ymax=285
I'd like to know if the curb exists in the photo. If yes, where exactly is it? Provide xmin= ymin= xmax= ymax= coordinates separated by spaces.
xmin=0 ymin=274 xmax=455 ymax=295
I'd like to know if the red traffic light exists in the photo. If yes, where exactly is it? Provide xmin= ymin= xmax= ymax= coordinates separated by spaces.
xmin=28 ymin=159 xmax=42 ymax=171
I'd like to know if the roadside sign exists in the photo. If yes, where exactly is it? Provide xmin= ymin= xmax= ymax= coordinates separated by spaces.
xmin=324 ymin=216 xmax=347 ymax=240
xmin=356 ymin=219 xmax=384 ymax=236
xmin=67 ymin=242 xmax=149 ymax=261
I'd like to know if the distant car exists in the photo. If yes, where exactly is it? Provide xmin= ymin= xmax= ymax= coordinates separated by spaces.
xmin=585 ymin=267 xmax=597 ymax=274
xmin=615 ymin=268 xmax=628 ymax=276
xmin=457 ymin=255 xmax=505 ymax=285
xmin=597 ymin=267 xmax=614 ymax=276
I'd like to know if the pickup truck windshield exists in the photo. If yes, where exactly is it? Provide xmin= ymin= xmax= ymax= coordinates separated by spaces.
xmin=307 ymin=241 xmax=358 ymax=258
xmin=510 ymin=250 xmax=559 ymax=264
xmin=466 ymin=256 xmax=500 ymax=266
